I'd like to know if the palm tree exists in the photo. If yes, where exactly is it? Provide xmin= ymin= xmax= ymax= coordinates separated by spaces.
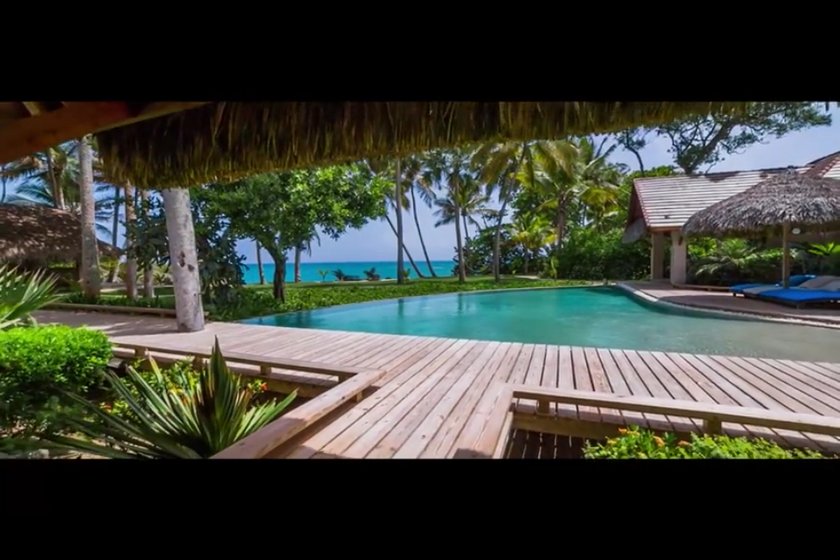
xmin=78 ymin=136 xmax=100 ymax=298
xmin=519 ymin=138 xmax=620 ymax=277
xmin=429 ymin=149 xmax=488 ymax=282
xmin=293 ymin=232 xmax=319 ymax=283
xmin=406 ymin=155 xmax=437 ymax=277
xmin=123 ymin=182 xmax=138 ymax=299
xmin=255 ymin=240 xmax=266 ymax=284
xmin=394 ymin=158 xmax=405 ymax=283
xmin=507 ymin=213 xmax=557 ymax=274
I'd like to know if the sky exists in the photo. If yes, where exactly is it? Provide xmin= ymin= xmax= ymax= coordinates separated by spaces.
xmin=7 ymin=106 xmax=840 ymax=265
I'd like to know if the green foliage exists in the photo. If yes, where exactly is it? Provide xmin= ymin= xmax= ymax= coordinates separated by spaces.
xmin=456 ymin=227 xmax=527 ymax=276
xmin=583 ymin=426 xmax=824 ymax=459
xmin=802 ymin=242 xmax=840 ymax=275
xmin=333 ymin=269 xmax=346 ymax=281
xmin=554 ymin=227 xmax=649 ymax=280
xmin=616 ymin=102 xmax=831 ymax=174
xmin=689 ymin=239 xmax=784 ymax=285
xmin=0 ymin=265 xmax=58 ymax=330
xmin=317 ymin=269 xmax=330 ymax=282
xmin=42 ymin=339 xmax=296 ymax=459
xmin=0 ymin=326 xmax=111 ymax=429
xmin=202 ymin=164 xmax=390 ymax=301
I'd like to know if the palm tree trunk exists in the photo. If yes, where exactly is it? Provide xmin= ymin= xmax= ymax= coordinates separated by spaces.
xmin=454 ymin=183 xmax=466 ymax=283
xmin=107 ymin=185 xmax=121 ymax=283
xmin=266 ymin=247 xmax=287 ymax=303
xmin=161 ymin=188 xmax=205 ymax=332
xmin=554 ymin=201 xmax=566 ymax=280
xmin=294 ymin=245 xmax=302 ymax=283
xmin=462 ymin=213 xmax=471 ymax=243
xmin=143 ymin=265 xmax=155 ymax=298
xmin=410 ymin=185 xmax=436 ymax=277
xmin=492 ymin=195 xmax=510 ymax=282
xmin=255 ymin=240 xmax=265 ymax=284
xmin=123 ymin=182 xmax=138 ymax=300
xmin=523 ymin=251 xmax=530 ymax=274
xmin=395 ymin=158 xmax=405 ymax=284
xmin=46 ymin=148 xmax=65 ymax=210
xmin=78 ymin=136 xmax=101 ymax=299
xmin=383 ymin=214 xmax=425 ymax=278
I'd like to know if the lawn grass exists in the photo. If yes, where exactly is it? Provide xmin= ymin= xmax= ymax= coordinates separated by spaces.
xmin=62 ymin=276 xmax=595 ymax=321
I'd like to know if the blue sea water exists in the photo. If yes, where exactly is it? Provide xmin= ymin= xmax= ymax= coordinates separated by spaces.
xmin=241 ymin=260 xmax=453 ymax=284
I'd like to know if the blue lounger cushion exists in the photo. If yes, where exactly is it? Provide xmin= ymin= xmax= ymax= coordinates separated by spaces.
xmin=729 ymin=274 xmax=816 ymax=295
xmin=757 ymin=287 xmax=840 ymax=304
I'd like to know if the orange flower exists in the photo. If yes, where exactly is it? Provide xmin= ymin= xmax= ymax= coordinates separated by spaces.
xmin=677 ymin=440 xmax=691 ymax=448
xmin=653 ymin=436 xmax=665 ymax=448
xmin=259 ymin=382 xmax=268 ymax=392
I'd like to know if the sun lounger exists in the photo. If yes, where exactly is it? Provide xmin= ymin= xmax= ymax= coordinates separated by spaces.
xmin=756 ymin=282 xmax=840 ymax=308
xmin=729 ymin=274 xmax=814 ymax=296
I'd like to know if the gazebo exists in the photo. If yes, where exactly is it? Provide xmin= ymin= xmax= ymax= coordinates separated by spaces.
xmin=0 ymin=204 xmax=118 ymax=264
xmin=0 ymin=101 xmax=754 ymax=331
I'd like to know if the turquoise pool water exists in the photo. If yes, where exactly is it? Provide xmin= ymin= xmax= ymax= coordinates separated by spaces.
xmin=241 ymin=287 xmax=840 ymax=361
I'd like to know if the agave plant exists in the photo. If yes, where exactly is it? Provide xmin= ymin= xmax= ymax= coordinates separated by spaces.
xmin=0 ymin=265 xmax=58 ymax=330
xmin=43 ymin=338 xmax=296 ymax=458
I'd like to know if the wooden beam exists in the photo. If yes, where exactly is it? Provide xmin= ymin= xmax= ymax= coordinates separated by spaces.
xmin=0 ymin=101 xmax=209 ymax=165
xmin=510 ymin=385 xmax=840 ymax=437
xmin=22 ymin=102 xmax=48 ymax=116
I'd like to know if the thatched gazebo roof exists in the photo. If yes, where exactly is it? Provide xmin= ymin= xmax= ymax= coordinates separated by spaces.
xmin=0 ymin=204 xmax=119 ymax=264
xmin=683 ymin=169 xmax=840 ymax=237
xmin=95 ymin=102 xmax=751 ymax=187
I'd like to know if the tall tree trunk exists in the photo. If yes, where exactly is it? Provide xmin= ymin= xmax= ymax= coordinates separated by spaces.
xmin=161 ymin=188 xmax=205 ymax=332
xmin=267 ymin=249 xmax=287 ymax=303
xmin=383 ymin=214 xmax=424 ymax=278
xmin=46 ymin=148 xmax=65 ymax=210
xmin=410 ymin=185 xmax=436 ymax=277
xmin=78 ymin=136 xmax=100 ymax=299
xmin=554 ymin=201 xmax=566 ymax=280
xmin=143 ymin=266 xmax=155 ymax=298
xmin=294 ymin=245 xmax=302 ymax=283
xmin=454 ymin=182 xmax=466 ymax=283
xmin=123 ymin=182 xmax=138 ymax=299
xmin=492 ymin=195 xmax=510 ymax=282
xmin=462 ymin=213 xmax=471 ymax=244
xmin=107 ymin=185 xmax=121 ymax=283
xmin=255 ymin=240 xmax=265 ymax=284
xmin=523 ymin=251 xmax=530 ymax=274
xmin=395 ymin=158 xmax=405 ymax=284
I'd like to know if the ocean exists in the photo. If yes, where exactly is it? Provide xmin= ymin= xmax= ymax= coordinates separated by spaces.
xmin=241 ymin=260 xmax=454 ymax=284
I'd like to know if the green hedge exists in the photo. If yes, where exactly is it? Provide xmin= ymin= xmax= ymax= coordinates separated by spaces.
xmin=0 ymin=325 xmax=112 ymax=429
xmin=583 ymin=426 xmax=824 ymax=459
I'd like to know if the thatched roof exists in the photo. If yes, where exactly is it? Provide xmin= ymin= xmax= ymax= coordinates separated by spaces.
xmin=0 ymin=204 xmax=118 ymax=264
xmin=96 ymin=102 xmax=749 ymax=187
xmin=682 ymin=169 xmax=840 ymax=237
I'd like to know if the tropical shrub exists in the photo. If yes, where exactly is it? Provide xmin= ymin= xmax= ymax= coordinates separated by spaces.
xmin=333 ymin=269 xmax=347 ymax=281
xmin=455 ymin=228 xmax=528 ymax=276
xmin=689 ymin=239 xmax=787 ymax=285
xmin=0 ymin=265 xmax=58 ymax=330
xmin=802 ymin=242 xmax=840 ymax=275
xmin=0 ymin=326 xmax=111 ymax=429
xmin=364 ymin=267 xmax=381 ymax=281
xmin=583 ymin=426 xmax=824 ymax=459
xmin=553 ymin=227 xmax=649 ymax=280
xmin=43 ymin=339 xmax=296 ymax=458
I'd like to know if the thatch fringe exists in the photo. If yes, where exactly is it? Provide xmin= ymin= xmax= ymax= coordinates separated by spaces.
xmin=97 ymin=102 xmax=749 ymax=187
xmin=683 ymin=170 xmax=840 ymax=238
xmin=0 ymin=204 xmax=118 ymax=264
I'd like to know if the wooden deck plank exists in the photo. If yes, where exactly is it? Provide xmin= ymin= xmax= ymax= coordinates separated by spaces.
xmin=771 ymin=359 xmax=840 ymax=392
xmin=360 ymin=342 xmax=486 ymax=458
xmin=571 ymin=346 xmax=600 ymax=423
xmin=313 ymin=339 xmax=474 ymax=458
xmin=744 ymin=358 xmax=840 ymax=412
xmin=373 ymin=342 xmax=505 ymax=458
xmin=555 ymin=346 xmax=575 ymax=417
xmin=594 ymin=348 xmax=644 ymax=427
xmin=392 ymin=342 xmax=505 ymax=458
xmin=518 ymin=344 xmax=546 ymax=412
xmin=620 ymin=350 xmax=687 ymax=432
xmin=694 ymin=354 xmax=821 ymax=449
xmin=542 ymin=345 xmax=561 ymax=416
xmin=281 ymin=336 xmax=452 ymax=459
xmin=420 ymin=343 xmax=522 ymax=458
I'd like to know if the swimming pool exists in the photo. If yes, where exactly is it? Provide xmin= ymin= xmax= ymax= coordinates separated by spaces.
xmin=241 ymin=287 xmax=840 ymax=361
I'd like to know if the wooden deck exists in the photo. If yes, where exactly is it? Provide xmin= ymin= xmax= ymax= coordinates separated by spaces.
xmin=622 ymin=281 xmax=840 ymax=326
xmin=35 ymin=309 xmax=840 ymax=457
